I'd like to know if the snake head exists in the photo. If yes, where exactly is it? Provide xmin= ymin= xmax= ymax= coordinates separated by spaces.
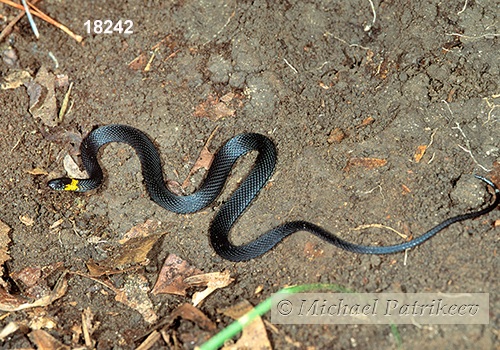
xmin=48 ymin=178 xmax=79 ymax=191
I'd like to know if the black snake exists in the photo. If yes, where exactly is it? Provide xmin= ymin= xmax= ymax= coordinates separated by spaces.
xmin=48 ymin=125 xmax=499 ymax=261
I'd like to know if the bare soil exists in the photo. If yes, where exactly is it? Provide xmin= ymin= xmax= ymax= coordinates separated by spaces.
xmin=1 ymin=0 xmax=500 ymax=349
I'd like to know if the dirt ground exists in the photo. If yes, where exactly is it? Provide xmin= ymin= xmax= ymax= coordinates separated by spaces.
xmin=1 ymin=0 xmax=500 ymax=349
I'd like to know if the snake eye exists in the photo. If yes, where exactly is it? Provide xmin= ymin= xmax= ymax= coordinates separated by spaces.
xmin=48 ymin=178 xmax=74 ymax=191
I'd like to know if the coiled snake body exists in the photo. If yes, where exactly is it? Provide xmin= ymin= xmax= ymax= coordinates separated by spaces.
xmin=48 ymin=125 xmax=499 ymax=261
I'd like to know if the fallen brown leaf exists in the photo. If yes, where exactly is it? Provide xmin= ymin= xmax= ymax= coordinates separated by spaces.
xmin=63 ymin=154 xmax=87 ymax=178
xmin=25 ymin=66 xmax=58 ymax=127
xmin=11 ymin=262 xmax=63 ymax=300
xmin=28 ymin=329 xmax=70 ymax=350
xmin=182 ymin=127 xmax=218 ymax=188
xmin=0 ymin=272 xmax=68 ymax=312
xmin=1 ymin=69 xmax=32 ymax=89
xmin=184 ymin=270 xmax=234 ymax=307
xmin=86 ymin=232 xmax=164 ymax=276
xmin=38 ymin=125 xmax=87 ymax=156
xmin=221 ymin=300 xmax=271 ymax=350
xmin=347 ymin=157 xmax=387 ymax=170
xmin=25 ymin=167 xmax=48 ymax=175
xmin=171 ymin=304 xmax=216 ymax=331
xmin=128 ymin=52 xmax=147 ymax=70
xmin=118 ymin=219 xmax=162 ymax=243
xmin=414 ymin=145 xmax=427 ymax=163
xmin=193 ymin=93 xmax=236 ymax=121
xmin=355 ymin=117 xmax=375 ymax=128
xmin=151 ymin=254 xmax=202 ymax=296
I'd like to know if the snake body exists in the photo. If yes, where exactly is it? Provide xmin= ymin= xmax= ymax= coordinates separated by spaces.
xmin=48 ymin=125 xmax=499 ymax=261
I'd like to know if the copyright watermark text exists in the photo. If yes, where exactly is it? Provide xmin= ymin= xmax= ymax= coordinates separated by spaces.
xmin=271 ymin=293 xmax=488 ymax=324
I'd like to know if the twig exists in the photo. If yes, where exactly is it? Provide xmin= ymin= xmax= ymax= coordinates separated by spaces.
xmin=441 ymin=99 xmax=454 ymax=121
xmin=283 ymin=58 xmax=298 ymax=74
xmin=482 ymin=97 xmax=500 ymax=126
xmin=457 ymin=0 xmax=468 ymax=15
xmin=10 ymin=131 xmax=25 ymax=154
xmin=202 ymin=10 xmax=236 ymax=45
xmin=352 ymin=224 xmax=407 ymax=239
xmin=445 ymin=32 xmax=500 ymax=40
xmin=20 ymin=0 xmax=38 ymax=38
xmin=0 ymin=0 xmax=82 ymax=42
xmin=364 ymin=0 xmax=377 ymax=31
xmin=326 ymin=32 xmax=370 ymax=50
xmin=452 ymin=122 xmax=491 ymax=172
xmin=0 ymin=0 xmax=40 ymax=42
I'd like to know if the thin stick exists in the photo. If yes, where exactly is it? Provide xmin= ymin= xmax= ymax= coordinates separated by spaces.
xmin=20 ymin=0 xmax=38 ymax=38
xmin=283 ymin=58 xmax=298 ymax=74
xmin=457 ymin=0 xmax=468 ymax=15
xmin=446 ymin=32 xmax=500 ymax=40
xmin=352 ymin=224 xmax=407 ymax=239
xmin=0 ymin=0 xmax=40 ymax=42
xmin=0 ymin=0 xmax=82 ymax=42
xmin=364 ymin=0 xmax=377 ymax=31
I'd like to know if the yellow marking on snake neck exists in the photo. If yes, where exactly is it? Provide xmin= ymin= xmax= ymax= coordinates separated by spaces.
xmin=64 ymin=178 xmax=79 ymax=191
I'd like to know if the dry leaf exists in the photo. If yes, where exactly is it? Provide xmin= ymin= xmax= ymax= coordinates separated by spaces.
xmin=184 ymin=271 xmax=234 ymax=307
xmin=151 ymin=254 xmax=202 ymax=295
xmin=347 ymin=157 xmax=387 ymax=170
xmin=25 ymin=167 xmax=48 ymax=175
xmin=115 ymin=274 xmax=157 ymax=323
xmin=193 ymin=94 xmax=236 ymax=121
xmin=118 ymin=219 xmax=161 ymax=243
xmin=1 ymin=69 xmax=32 ymax=90
xmin=355 ymin=117 xmax=375 ymax=128
xmin=128 ymin=53 xmax=147 ymax=70
xmin=63 ymin=154 xmax=88 ymax=178
xmin=109 ymin=233 xmax=163 ymax=267
xmin=0 ymin=322 xmax=24 ymax=341
xmin=182 ymin=127 xmax=218 ymax=188
xmin=182 ymin=146 xmax=214 ymax=188
xmin=171 ymin=304 xmax=216 ymax=331
xmin=28 ymin=329 xmax=70 ymax=350
xmin=39 ymin=126 xmax=86 ymax=156
xmin=19 ymin=215 xmax=35 ymax=226
xmin=49 ymin=218 xmax=64 ymax=229
xmin=221 ymin=300 xmax=271 ymax=350
xmin=86 ymin=232 xmax=164 ymax=276
xmin=414 ymin=145 xmax=427 ymax=163
xmin=0 ymin=272 xmax=68 ymax=312
xmin=25 ymin=66 xmax=58 ymax=127
xmin=11 ymin=262 xmax=63 ymax=300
